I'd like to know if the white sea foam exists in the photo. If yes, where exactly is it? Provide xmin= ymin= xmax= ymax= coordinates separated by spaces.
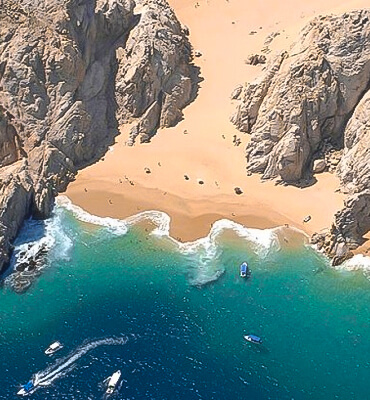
xmin=338 ymin=254 xmax=370 ymax=275
xmin=56 ymin=196 xmax=129 ymax=235
xmin=33 ymin=337 xmax=128 ymax=389
xmin=177 ymin=219 xmax=279 ymax=258
xmin=175 ymin=220 xmax=279 ymax=286
xmin=56 ymin=197 xmax=284 ymax=286
xmin=7 ymin=205 xmax=73 ymax=278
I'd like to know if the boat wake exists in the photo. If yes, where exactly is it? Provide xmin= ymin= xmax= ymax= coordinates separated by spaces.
xmin=31 ymin=337 xmax=128 ymax=390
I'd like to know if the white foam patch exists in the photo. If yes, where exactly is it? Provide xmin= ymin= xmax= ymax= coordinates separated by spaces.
xmin=57 ymin=196 xmax=283 ymax=286
xmin=177 ymin=219 xmax=279 ymax=258
xmin=173 ymin=220 xmax=279 ymax=286
xmin=57 ymin=196 xmax=173 ymax=237
xmin=7 ymin=208 xmax=73 ymax=280
xmin=338 ymin=254 xmax=370 ymax=275
xmin=56 ymin=196 xmax=129 ymax=235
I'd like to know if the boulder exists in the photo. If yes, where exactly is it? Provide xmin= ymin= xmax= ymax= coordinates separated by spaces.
xmin=313 ymin=159 xmax=327 ymax=174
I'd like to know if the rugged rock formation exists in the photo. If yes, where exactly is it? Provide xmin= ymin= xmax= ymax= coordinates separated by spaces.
xmin=0 ymin=0 xmax=197 ymax=274
xmin=336 ymin=91 xmax=370 ymax=195
xmin=115 ymin=0 xmax=197 ymax=144
xmin=319 ymin=90 xmax=370 ymax=261
xmin=231 ymin=10 xmax=370 ymax=261
xmin=232 ymin=10 xmax=369 ymax=183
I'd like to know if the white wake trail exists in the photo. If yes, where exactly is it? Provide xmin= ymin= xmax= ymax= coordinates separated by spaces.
xmin=33 ymin=337 xmax=127 ymax=387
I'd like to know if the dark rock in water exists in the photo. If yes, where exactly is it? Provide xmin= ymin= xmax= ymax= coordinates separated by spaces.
xmin=6 ymin=242 xmax=49 ymax=293
xmin=332 ymin=251 xmax=354 ymax=267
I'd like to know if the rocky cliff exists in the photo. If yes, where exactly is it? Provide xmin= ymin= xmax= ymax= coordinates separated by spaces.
xmin=231 ymin=10 xmax=370 ymax=262
xmin=0 ymin=0 xmax=197 ymax=274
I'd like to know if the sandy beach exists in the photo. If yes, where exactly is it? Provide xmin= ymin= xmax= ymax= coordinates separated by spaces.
xmin=65 ymin=0 xmax=368 ymax=242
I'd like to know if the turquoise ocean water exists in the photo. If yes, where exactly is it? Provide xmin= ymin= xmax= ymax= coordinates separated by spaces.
xmin=0 ymin=197 xmax=369 ymax=399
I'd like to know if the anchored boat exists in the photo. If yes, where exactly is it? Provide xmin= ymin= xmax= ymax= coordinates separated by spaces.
xmin=106 ymin=370 xmax=121 ymax=394
xmin=17 ymin=381 xmax=34 ymax=396
xmin=244 ymin=334 xmax=262 ymax=344
xmin=44 ymin=341 xmax=63 ymax=355
xmin=240 ymin=262 xmax=249 ymax=277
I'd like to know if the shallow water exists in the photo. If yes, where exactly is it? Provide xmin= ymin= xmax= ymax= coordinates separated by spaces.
xmin=1 ymin=202 xmax=369 ymax=399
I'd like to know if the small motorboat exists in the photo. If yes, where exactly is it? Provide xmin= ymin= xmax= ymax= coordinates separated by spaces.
xmin=244 ymin=334 xmax=262 ymax=344
xmin=240 ymin=262 xmax=249 ymax=278
xmin=44 ymin=341 xmax=63 ymax=355
xmin=17 ymin=380 xmax=34 ymax=396
xmin=106 ymin=370 xmax=121 ymax=394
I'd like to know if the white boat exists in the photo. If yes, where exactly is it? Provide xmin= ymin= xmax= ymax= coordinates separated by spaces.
xmin=44 ymin=341 xmax=63 ymax=355
xmin=244 ymin=334 xmax=262 ymax=344
xmin=17 ymin=381 xmax=35 ymax=396
xmin=240 ymin=262 xmax=249 ymax=278
xmin=106 ymin=370 xmax=121 ymax=394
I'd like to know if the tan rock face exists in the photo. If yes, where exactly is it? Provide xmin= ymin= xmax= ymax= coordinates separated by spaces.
xmin=337 ymin=91 xmax=370 ymax=195
xmin=231 ymin=10 xmax=370 ymax=183
xmin=232 ymin=10 xmax=370 ymax=262
xmin=116 ymin=0 xmax=198 ymax=144
xmin=327 ymin=90 xmax=370 ymax=252
xmin=0 ymin=0 xmax=197 ymax=272
xmin=0 ymin=107 xmax=22 ymax=168
xmin=313 ymin=159 xmax=326 ymax=174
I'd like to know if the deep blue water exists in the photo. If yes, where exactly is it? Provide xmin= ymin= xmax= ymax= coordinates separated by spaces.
xmin=0 ymin=203 xmax=369 ymax=399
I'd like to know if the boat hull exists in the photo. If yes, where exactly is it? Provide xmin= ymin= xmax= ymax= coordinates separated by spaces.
xmin=106 ymin=370 xmax=121 ymax=394
xmin=44 ymin=342 xmax=63 ymax=355
xmin=244 ymin=335 xmax=262 ymax=344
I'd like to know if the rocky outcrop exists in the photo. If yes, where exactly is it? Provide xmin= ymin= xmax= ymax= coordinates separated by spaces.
xmin=0 ymin=0 xmax=198 ymax=274
xmin=116 ymin=0 xmax=197 ymax=144
xmin=231 ymin=10 xmax=370 ymax=261
xmin=319 ymin=90 xmax=370 ymax=261
xmin=230 ymin=52 xmax=288 ymax=133
xmin=336 ymin=91 xmax=370 ymax=195
xmin=231 ymin=10 xmax=370 ymax=183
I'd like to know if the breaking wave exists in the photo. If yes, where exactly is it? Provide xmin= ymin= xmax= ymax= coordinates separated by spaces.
xmin=56 ymin=197 xmax=284 ymax=286
xmin=338 ymin=254 xmax=370 ymax=277
xmin=56 ymin=196 xmax=171 ymax=236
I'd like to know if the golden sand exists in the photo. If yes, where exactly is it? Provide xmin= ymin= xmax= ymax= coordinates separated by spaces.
xmin=65 ymin=0 xmax=368 ymax=242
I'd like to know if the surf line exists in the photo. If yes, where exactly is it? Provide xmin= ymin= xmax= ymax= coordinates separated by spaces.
xmin=33 ymin=336 xmax=128 ymax=387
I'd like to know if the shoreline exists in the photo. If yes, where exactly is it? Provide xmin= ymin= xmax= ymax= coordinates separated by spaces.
xmin=64 ymin=172 xmax=339 ymax=243
xmin=58 ymin=195 xmax=310 ymax=253
xmin=65 ymin=0 xmax=367 ymax=250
